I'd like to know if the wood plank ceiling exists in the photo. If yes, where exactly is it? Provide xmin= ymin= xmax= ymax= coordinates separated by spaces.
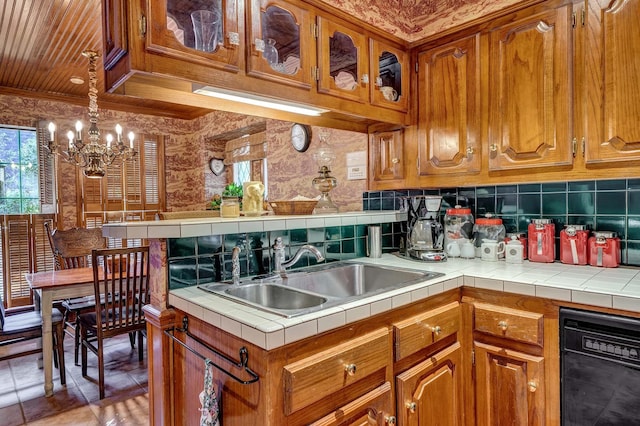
xmin=0 ymin=0 xmax=211 ymax=119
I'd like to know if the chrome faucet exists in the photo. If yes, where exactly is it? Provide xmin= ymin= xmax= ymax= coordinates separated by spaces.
xmin=272 ymin=237 xmax=324 ymax=276
xmin=231 ymin=246 xmax=241 ymax=284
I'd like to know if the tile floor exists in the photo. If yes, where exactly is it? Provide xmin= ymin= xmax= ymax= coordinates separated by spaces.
xmin=0 ymin=333 xmax=148 ymax=425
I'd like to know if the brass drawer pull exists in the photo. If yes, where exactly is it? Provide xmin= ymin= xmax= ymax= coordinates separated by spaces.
xmin=385 ymin=415 xmax=397 ymax=424
xmin=406 ymin=401 xmax=417 ymax=413
xmin=432 ymin=325 xmax=442 ymax=335
xmin=344 ymin=363 xmax=357 ymax=376
xmin=528 ymin=381 xmax=537 ymax=392
xmin=498 ymin=320 xmax=508 ymax=331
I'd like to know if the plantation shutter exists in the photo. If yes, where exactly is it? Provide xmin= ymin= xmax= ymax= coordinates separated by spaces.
xmin=2 ymin=215 xmax=31 ymax=306
xmin=125 ymin=137 xmax=142 ymax=211
xmin=36 ymin=121 xmax=56 ymax=214
xmin=82 ymin=176 xmax=104 ymax=213
xmin=144 ymin=137 xmax=160 ymax=212
xmin=106 ymin=161 xmax=124 ymax=211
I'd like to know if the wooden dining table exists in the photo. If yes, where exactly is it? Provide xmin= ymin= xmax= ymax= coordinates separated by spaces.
xmin=26 ymin=267 xmax=96 ymax=397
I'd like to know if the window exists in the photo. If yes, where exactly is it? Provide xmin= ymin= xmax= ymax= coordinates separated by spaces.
xmin=0 ymin=126 xmax=46 ymax=213
xmin=226 ymin=132 xmax=268 ymax=196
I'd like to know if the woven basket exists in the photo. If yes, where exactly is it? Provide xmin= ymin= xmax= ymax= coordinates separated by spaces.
xmin=269 ymin=200 xmax=318 ymax=215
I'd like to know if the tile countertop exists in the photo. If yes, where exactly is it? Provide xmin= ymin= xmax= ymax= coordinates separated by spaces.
xmin=168 ymin=254 xmax=640 ymax=351
xmin=101 ymin=211 xmax=406 ymax=239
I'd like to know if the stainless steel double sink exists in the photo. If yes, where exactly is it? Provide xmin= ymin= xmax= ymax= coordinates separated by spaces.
xmin=198 ymin=261 xmax=444 ymax=317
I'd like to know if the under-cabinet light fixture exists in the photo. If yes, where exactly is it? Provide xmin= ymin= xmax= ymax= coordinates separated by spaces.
xmin=193 ymin=85 xmax=328 ymax=117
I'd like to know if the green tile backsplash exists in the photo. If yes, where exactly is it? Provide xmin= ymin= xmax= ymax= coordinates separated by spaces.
xmin=364 ymin=178 xmax=640 ymax=266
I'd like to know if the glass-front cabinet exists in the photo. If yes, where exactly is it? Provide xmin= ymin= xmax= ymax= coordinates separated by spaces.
xmin=247 ymin=0 xmax=314 ymax=89
xmin=317 ymin=17 xmax=369 ymax=103
xmin=146 ymin=0 xmax=241 ymax=70
xmin=370 ymin=38 xmax=409 ymax=112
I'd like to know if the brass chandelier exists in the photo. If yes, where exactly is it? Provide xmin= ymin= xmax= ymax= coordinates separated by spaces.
xmin=46 ymin=50 xmax=136 ymax=178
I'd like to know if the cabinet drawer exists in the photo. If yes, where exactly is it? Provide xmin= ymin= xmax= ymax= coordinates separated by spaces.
xmin=283 ymin=328 xmax=390 ymax=415
xmin=473 ymin=303 xmax=543 ymax=346
xmin=393 ymin=302 xmax=460 ymax=361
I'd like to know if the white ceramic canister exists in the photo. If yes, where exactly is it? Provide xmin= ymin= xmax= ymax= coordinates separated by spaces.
xmin=505 ymin=236 xmax=524 ymax=263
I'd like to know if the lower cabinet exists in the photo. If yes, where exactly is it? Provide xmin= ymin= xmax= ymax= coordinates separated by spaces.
xmin=153 ymin=290 xmax=559 ymax=425
xmin=396 ymin=341 xmax=464 ymax=426
xmin=473 ymin=342 xmax=545 ymax=426
xmin=309 ymin=382 xmax=395 ymax=426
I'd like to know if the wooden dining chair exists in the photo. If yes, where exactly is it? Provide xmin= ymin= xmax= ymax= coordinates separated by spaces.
xmin=44 ymin=222 xmax=109 ymax=365
xmin=0 ymin=303 xmax=66 ymax=385
xmin=79 ymin=246 xmax=150 ymax=399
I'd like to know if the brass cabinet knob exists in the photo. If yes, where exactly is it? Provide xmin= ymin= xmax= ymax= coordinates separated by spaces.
xmin=498 ymin=320 xmax=508 ymax=331
xmin=490 ymin=144 xmax=498 ymax=152
xmin=466 ymin=147 xmax=474 ymax=156
xmin=344 ymin=363 xmax=357 ymax=376
xmin=361 ymin=74 xmax=370 ymax=84
xmin=385 ymin=416 xmax=397 ymax=424
xmin=406 ymin=401 xmax=417 ymax=413
xmin=391 ymin=157 xmax=400 ymax=164
xmin=432 ymin=325 xmax=442 ymax=335
xmin=528 ymin=381 xmax=538 ymax=392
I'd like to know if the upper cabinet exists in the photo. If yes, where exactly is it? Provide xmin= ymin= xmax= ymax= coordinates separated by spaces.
xmin=416 ymin=33 xmax=481 ymax=177
xmin=582 ymin=0 xmax=640 ymax=164
xmin=146 ymin=0 xmax=241 ymax=70
xmin=487 ymin=4 xmax=574 ymax=171
xmin=370 ymin=39 xmax=409 ymax=112
xmin=102 ymin=0 xmax=410 ymax=129
xmin=317 ymin=17 xmax=369 ymax=103
xmin=246 ymin=0 xmax=314 ymax=89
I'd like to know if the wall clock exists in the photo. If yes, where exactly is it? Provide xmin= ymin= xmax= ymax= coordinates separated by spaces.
xmin=209 ymin=158 xmax=225 ymax=176
xmin=290 ymin=123 xmax=311 ymax=152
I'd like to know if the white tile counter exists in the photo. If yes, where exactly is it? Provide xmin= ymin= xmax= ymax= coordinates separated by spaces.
xmin=101 ymin=211 xmax=406 ymax=239
xmin=168 ymin=254 xmax=640 ymax=351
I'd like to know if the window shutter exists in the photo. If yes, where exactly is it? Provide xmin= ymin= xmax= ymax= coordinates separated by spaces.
xmin=4 ymin=215 xmax=32 ymax=306
xmin=144 ymin=137 xmax=160 ymax=207
xmin=106 ymin=161 xmax=124 ymax=211
xmin=33 ymin=215 xmax=56 ymax=273
xmin=81 ymin=175 xmax=104 ymax=213
xmin=36 ymin=121 xmax=56 ymax=214
xmin=125 ymin=138 xmax=142 ymax=210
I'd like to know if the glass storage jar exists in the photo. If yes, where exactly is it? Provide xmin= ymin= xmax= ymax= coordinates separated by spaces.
xmin=220 ymin=196 xmax=240 ymax=218
xmin=444 ymin=205 xmax=474 ymax=256
xmin=473 ymin=214 xmax=506 ymax=257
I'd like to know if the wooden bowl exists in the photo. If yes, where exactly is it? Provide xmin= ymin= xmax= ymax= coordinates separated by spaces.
xmin=268 ymin=200 xmax=318 ymax=215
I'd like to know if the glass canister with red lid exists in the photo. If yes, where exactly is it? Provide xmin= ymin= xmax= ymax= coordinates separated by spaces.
xmin=444 ymin=205 xmax=474 ymax=255
xmin=588 ymin=231 xmax=620 ymax=268
xmin=528 ymin=218 xmax=555 ymax=263
xmin=560 ymin=224 xmax=589 ymax=265
xmin=473 ymin=214 xmax=505 ymax=257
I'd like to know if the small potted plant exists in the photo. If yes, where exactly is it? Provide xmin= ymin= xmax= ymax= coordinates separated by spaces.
xmin=211 ymin=183 xmax=243 ymax=217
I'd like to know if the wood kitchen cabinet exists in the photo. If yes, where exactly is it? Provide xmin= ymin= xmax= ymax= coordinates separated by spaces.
xmin=474 ymin=342 xmax=545 ymax=426
xmin=396 ymin=342 xmax=464 ymax=426
xmin=369 ymin=129 xmax=405 ymax=189
xmin=464 ymin=292 xmax=559 ymax=426
xmin=246 ymin=0 xmax=315 ymax=89
xmin=415 ymin=33 xmax=481 ymax=177
xmin=581 ymin=0 xmax=640 ymax=164
xmin=317 ymin=16 xmax=369 ymax=103
xmin=487 ymin=3 xmax=574 ymax=171
xmin=101 ymin=0 xmax=409 ymax=129
xmin=370 ymin=39 xmax=410 ymax=112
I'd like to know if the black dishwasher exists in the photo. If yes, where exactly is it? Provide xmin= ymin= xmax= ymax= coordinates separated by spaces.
xmin=560 ymin=307 xmax=640 ymax=425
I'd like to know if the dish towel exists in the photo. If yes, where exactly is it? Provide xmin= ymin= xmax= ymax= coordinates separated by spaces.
xmin=199 ymin=359 xmax=221 ymax=426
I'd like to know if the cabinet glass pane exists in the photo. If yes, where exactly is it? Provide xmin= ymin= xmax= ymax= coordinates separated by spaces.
xmin=166 ymin=0 xmax=224 ymax=52
xmin=378 ymin=51 xmax=401 ymax=102
xmin=330 ymin=31 xmax=358 ymax=91
xmin=261 ymin=5 xmax=300 ymax=74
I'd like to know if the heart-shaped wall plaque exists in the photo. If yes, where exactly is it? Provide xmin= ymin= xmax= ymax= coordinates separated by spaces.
xmin=209 ymin=158 xmax=225 ymax=176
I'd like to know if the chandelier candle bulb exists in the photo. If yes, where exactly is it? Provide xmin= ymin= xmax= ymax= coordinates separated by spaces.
xmin=48 ymin=122 xmax=55 ymax=141
xmin=106 ymin=134 xmax=113 ymax=148
xmin=128 ymin=132 xmax=134 ymax=148
xmin=67 ymin=131 xmax=74 ymax=148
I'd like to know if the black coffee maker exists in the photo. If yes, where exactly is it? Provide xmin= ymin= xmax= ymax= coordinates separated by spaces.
xmin=403 ymin=195 xmax=446 ymax=261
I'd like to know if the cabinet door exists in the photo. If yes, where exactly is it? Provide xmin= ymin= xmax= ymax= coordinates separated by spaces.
xmin=247 ymin=0 xmax=314 ymax=89
xmin=370 ymin=39 xmax=409 ymax=112
xmin=487 ymin=5 xmax=573 ymax=170
xmin=416 ymin=34 xmax=481 ymax=177
xmin=369 ymin=130 xmax=404 ymax=186
xmin=583 ymin=0 xmax=640 ymax=163
xmin=309 ymin=382 xmax=394 ymax=426
xmin=474 ymin=341 xmax=545 ymax=426
xmin=396 ymin=342 xmax=464 ymax=426
xmin=146 ymin=0 xmax=240 ymax=70
xmin=317 ymin=17 xmax=369 ymax=102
